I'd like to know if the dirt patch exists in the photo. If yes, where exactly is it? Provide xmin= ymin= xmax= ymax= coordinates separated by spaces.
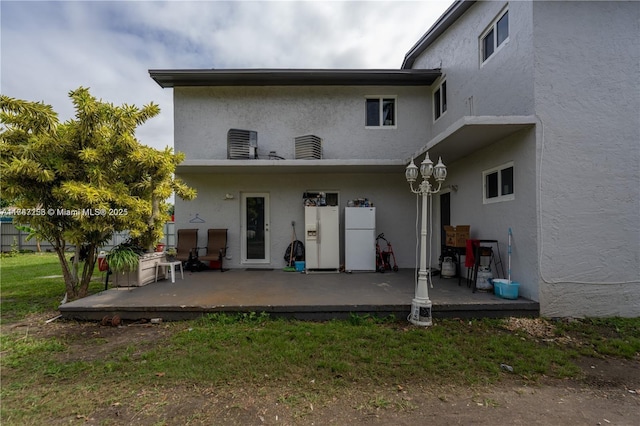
xmin=5 ymin=312 xmax=172 ymax=362
xmin=64 ymin=379 xmax=640 ymax=425
xmin=4 ymin=315 xmax=639 ymax=425
xmin=576 ymin=356 xmax=640 ymax=392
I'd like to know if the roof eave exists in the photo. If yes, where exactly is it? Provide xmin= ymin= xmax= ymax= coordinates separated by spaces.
xmin=148 ymin=69 xmax=442 ymax=88
xmin=401 ymin=0 xmax=476 ymax=69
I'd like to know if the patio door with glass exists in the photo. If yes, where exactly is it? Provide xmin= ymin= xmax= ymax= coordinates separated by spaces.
xmin=241 ymin=193 xmax=270 ymax=264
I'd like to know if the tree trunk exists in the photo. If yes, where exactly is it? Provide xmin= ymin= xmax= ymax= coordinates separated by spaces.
xmin=53 ymin=240 xmax=99 ymax=301
xmin=79 ymin=243 xmax=98 ymax=298
xmin=146 ymin=194 xmax=161 ymax=252
xmin=54 ymin=243 xmax=80 ymax=301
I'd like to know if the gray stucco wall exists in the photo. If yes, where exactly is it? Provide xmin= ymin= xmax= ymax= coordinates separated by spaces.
xmin=172 ymin=84 xmax=436 ymax=272
xmin=444 ymin=128 xmax=539 ymax=300
xmin=170 ymin=0 xmax=640 ymax=317
xmin=174 ymin=172 xmax=427 ymax=270
xmin=174 ymin=85 xmax=430 ymax=161
xmin=533 ymin=0 xmax=640 ymax=317
xmin=410 ymin=0 xmax=535 ymax=140
xmin=408 ymin=0 xmax=540 ymax=300
xmin=407 ymin=0 xmax=640 ymax=316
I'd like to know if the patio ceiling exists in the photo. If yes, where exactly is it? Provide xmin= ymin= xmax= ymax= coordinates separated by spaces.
xmin=175 ymin=159 xmax=407 ymax=174
xmin=407 ymin=115 xmax=538 ymax=165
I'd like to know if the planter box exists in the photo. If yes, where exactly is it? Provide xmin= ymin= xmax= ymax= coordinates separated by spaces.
xmin=113 ymin=252 xmax=165 ymax=287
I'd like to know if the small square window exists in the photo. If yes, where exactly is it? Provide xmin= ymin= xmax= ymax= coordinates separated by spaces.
xmin=483 ymin=163 xmax=514 ymax=203
xmin=365 ymin=97 xmax=396 ymax=128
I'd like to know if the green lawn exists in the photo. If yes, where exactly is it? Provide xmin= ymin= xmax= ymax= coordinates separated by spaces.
xmin=1 ymin=253 xmax=639 ymax=424
xmin=0 ymin=252 xmax=103 ymax=322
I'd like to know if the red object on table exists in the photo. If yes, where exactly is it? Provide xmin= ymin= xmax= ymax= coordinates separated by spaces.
xmin=465 ymin=239 xmax=479 ymax=268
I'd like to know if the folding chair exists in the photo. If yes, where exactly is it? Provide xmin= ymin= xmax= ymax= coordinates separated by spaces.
xmin=199 ymin=229 xmax=228 ymax=272
xmin=176 ymin=229 xmax=199 ymax=270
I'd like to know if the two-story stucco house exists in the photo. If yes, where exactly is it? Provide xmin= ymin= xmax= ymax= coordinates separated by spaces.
xmin=150 ymin=0 xmax=639 ymax=318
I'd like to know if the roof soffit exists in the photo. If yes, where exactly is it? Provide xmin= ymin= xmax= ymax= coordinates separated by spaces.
xmin=149 ymin=69 xmax=441 ymax=88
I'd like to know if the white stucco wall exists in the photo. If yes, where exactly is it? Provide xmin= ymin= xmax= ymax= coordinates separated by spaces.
xmin=410 ymin=0 xmax=535 ymax=140
xmin=407 ymin=0 xmax=640 ymax=316
xmin=444 ymin=128 xmax=539 ymax=301
xmin=532 ymin=0 xmax=640 ymax=317
xmin=169 ymin=0 xmax=640 ymax=317
xmin=408 ymin=1 xmax=540 ymax=300
xmin=172 ymin=84 xmax=436 ymax=272
xmin=174 ymin=85 xmax=430 ymax=162
xmin=174 ymin=172 xmax=427 ymax=270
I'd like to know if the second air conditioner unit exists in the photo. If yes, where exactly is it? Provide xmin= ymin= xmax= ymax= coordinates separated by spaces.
xmin=294 ymin=135 xmax=322 ymax=160
xmin=227 ymin=129 xmax=258 ymax=159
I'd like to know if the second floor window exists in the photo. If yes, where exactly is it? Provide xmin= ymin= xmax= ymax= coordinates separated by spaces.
xmin=434 ymin=79 xmax=447 ymax=121
xmin=481 ymin=8 xmax=509 ymax=63
xmin=366 ymin=97 xmax=396 ymax=128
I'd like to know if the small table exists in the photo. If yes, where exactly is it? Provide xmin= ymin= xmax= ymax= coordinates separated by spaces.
xmin=155 ymin=261 xmax=184 ymax=283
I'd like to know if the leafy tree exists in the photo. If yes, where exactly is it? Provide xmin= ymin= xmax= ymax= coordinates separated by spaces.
xmin=0 ymin=88 xmax=196 ymax=300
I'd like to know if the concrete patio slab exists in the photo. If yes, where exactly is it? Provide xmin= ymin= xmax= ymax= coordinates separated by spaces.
xmin=59 ymin=268 xmax=539 ymax=321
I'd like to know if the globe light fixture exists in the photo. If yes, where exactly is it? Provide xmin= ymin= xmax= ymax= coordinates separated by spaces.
xmin=405 ymin=152 xmax=447 ymax=326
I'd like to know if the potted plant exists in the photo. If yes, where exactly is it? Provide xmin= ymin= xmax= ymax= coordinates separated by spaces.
xmin=165 ymin=247 xmax=177 ymax=262
xmin=107 ymin=243 xmax=142 ymax=274
xmin=108 ymin=240 xmax=165 ymax=287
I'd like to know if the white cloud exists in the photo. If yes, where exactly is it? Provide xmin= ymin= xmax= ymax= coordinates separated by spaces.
xmin=1 ymin=0 xmax=452 ymax=150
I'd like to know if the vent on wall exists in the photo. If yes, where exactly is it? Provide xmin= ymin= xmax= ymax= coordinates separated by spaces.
xmin=294 ymin=135 xmax=322 ymax=160
xmin=227 ymin=129 xmax=258 ymax=159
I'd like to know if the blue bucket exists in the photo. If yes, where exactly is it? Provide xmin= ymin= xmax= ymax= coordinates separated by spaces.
xmin=493 ymin=279 xmax=519 ymax=299
xmin=294 ymin=261 xmax=305 ymax=272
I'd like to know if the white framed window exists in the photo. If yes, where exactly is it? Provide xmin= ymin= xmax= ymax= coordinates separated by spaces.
xmin=365 ymin=96 xmax=396 ymax=128
xmin=480 ymin=7 xmax=509 ymax=64
xmin=483 ymin=161 xmax=514 ymax=204
xmin=433 ymin=78 xmax=447 ymax=121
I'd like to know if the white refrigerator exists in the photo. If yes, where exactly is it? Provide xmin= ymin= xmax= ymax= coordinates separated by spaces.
xmin=345 ymin=207 xmax=376 ymax=272
xmin=304 ymin=206 xmax=340 ymax=272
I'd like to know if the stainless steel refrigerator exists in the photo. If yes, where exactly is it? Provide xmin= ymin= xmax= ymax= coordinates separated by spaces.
xmin=304 ymin=206 xmax=340 ymax=272
xmin=345 ymin=207 xmax=376 ymax=272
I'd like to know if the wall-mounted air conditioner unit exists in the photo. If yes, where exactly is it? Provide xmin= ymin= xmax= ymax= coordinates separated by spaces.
xmin=294 ymin=135 xmax=322 ymax=160
xmin=227 ymin=129 xmax=258 ymax=159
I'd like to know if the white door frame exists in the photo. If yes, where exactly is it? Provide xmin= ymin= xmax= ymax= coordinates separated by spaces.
xmin=240 ymin=192 xmax=270 ymax=264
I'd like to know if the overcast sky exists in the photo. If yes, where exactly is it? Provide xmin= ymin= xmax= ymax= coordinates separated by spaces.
xmin=1 ymin=0 xmax=452 ymax=150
